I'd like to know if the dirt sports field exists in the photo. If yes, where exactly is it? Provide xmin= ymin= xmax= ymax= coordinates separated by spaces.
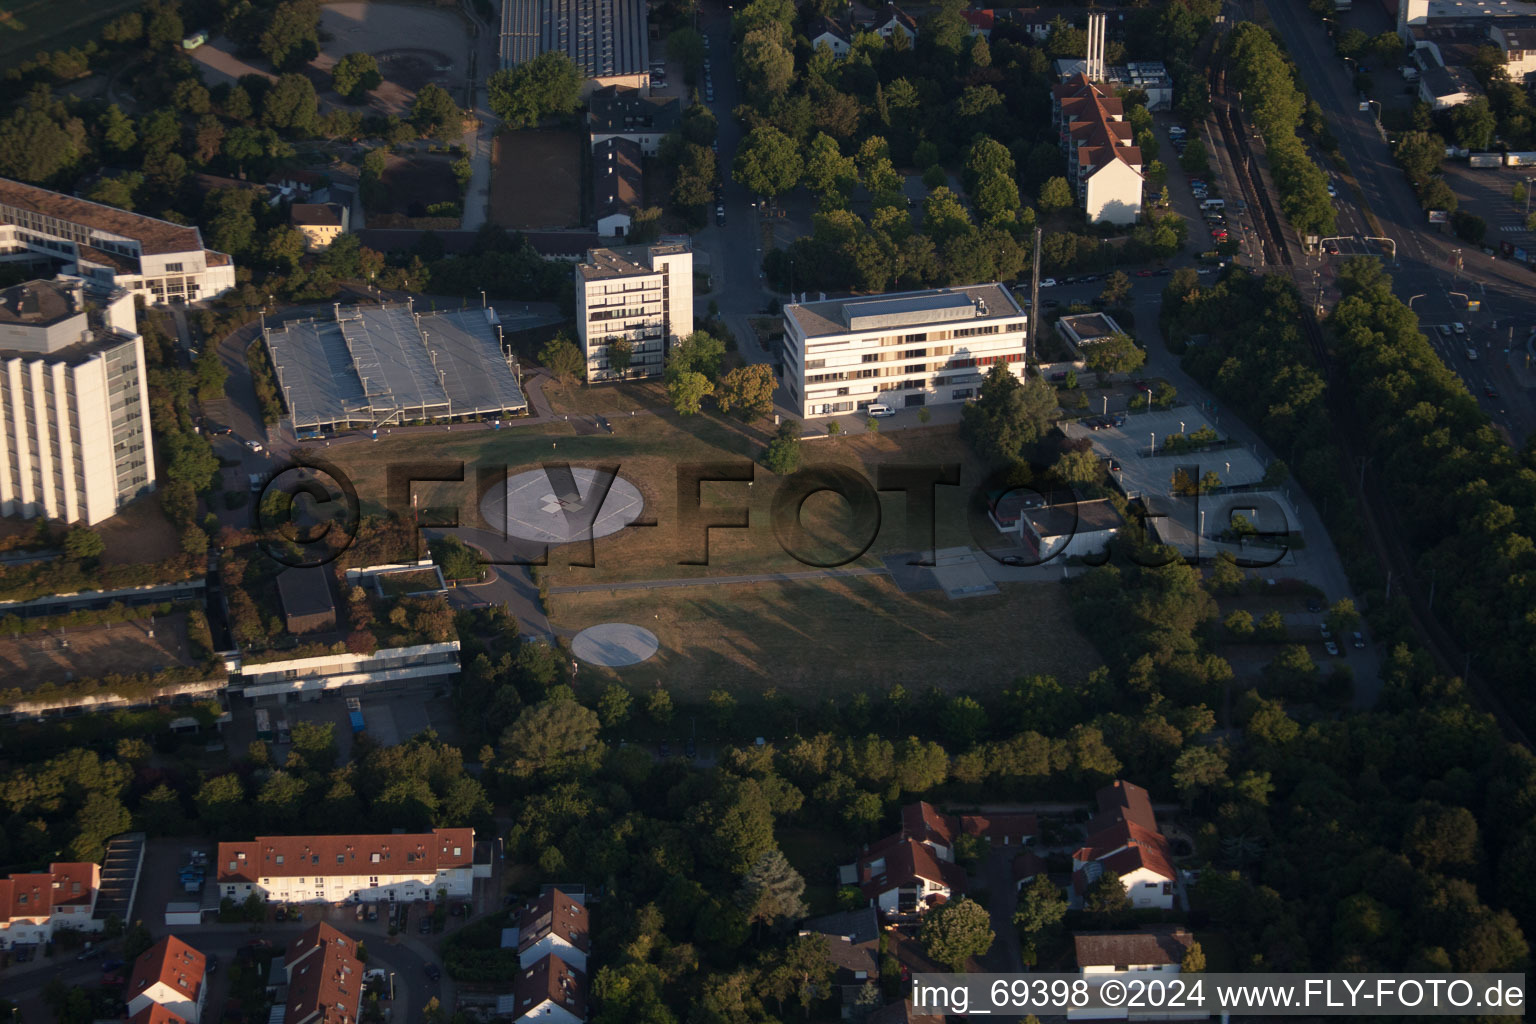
xmin=381 ymin=154 xmax=460 ymax=216
xmin=490 ymin=130 xmax=582 ymax=230
xmin=0 ymin=610 xmax=194 ymax=689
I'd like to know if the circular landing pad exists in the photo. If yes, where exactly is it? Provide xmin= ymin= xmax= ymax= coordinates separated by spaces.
xmin=480 ymin=466 xmax=644 ymax=544
xmin=571 ymin=623 xmax=660 ymax=667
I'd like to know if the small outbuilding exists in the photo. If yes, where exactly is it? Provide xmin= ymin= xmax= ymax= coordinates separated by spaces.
xmin=276 ymin=567 xmax=337 ymax=635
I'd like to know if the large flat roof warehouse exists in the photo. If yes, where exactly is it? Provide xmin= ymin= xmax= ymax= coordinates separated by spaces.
xmin=784 ymin=284 xmax=1022 ymax=339
xmin=500 ymin=0 xmax=649 ymax=77
xmin=263 ymin=303 xmax=530 ymax=430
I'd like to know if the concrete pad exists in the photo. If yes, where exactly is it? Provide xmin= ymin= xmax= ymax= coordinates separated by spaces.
xmin=572 ymin=623 xmax=660 ymax=667
xmin=929 ymin=549 xmax=1000 ymax=600
xmin=481 ymin=466 xmax=645 ymax=545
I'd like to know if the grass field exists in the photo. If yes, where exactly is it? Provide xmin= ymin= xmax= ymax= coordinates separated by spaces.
xmin=0 ymin=0 xmax=136 ymax=58
xmin=324 ymin=406 xmax=989 ymax=583
xmin=489 ymin=130 xmax=582 ymax=230
xmin=546 ymin=574 xmax=1097 ymax=701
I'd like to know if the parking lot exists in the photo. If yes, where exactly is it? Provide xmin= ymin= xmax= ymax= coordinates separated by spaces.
xmin=225 ymin=684 xmax=458 ymax=765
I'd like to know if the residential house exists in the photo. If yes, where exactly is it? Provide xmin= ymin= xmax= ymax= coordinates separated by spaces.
xmin=508 ymin=953 xmax=587 ymax=1024
xmin=593 ymin=137 xmax=643 ymax=238
xmin=961 ymin=8 xmax=995 ymax=37
xmin=129 ymin=1006 xmax=192 ymax=1024
xmin=1071 ymin=781 xmax=1177 ymax=910
xmin=216 ymin=828 xmax=477 ymax=904
xmin=0 ymin=862 xmax=103 ymax=946
xmin=284 ymin=922 xmax=364 ymax=1024
xmin=867 ymin=3 xmax=918 ymax=41
xmin=1012 ymin=851 xmax=1049 ymax=890
xmin=810 ymin=15 xmax=853 ymax=56
xmin=516 ymin=887 xmax=590 ymax=971
xmin=127 ymin=936 xmax=207 ymax=1024
xmin=587 ymin=86 xmax=682 ymax=157
xmin=289 ymin=203 xmax=350 ymax=252
xmin=1051 ymin=74 xmax=1144 ymax=225
xmin=1071 ymin=926 xmax=1198 ymax=1020
xmin=850 ymin=837 xmax=966 ymax=918
xmin=800 ymin=908 xmax=879 ymax=1017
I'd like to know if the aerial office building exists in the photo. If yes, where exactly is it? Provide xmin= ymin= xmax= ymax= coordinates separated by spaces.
xmin=781 ymin=284 xmax=1029 ymax=417
xmin=0 ymin=279 xmax=155 ymax=526
xmin=0 ymin=177 xmax=235 ymax=304
xmin=574 ymin=242 xmax=693 ymax=382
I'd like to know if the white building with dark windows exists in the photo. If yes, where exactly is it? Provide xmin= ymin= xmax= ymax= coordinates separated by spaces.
xmin=0 ymin=279 xmax=155 ymax=525
xmin=781 ymin=284 xmax=1028 ymax=417
xmin=0 ymin=177 xmax=235 ymax=304
xmin=574 ymin=242 xmax=693 ymax=382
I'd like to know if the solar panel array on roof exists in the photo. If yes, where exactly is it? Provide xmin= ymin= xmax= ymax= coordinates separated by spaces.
xmin=264 ymin=303 xmax=529 ymax=430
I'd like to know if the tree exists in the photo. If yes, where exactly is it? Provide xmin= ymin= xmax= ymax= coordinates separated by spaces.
xmin=487 ymin=53 xmax=583 ymax=128
xmin=1450 ymin=97 xmax=1497 ymax=151
xmin=715 ymin=365 xmax=775 ymax=420
xmin=960 ymin=363 xmax=1057 ymax=462
xmin=264 ymin=224 xmax=306 ymax=272
xmin=430 ymin=535 xmax=483 ymax=581
xmin=668 ymin=330 xmax=726 ymax=380
xmin=1013 ymin=875 xmax=1068 ymax=938
xmin=69 ymin=792 xmax=132 ymax=862
xmin=1182 ymin=941 xmax=1207 ymax=973
xmin=1083 ymin=333 xmax=1146 ymax=375
xmin=262 ymin=73 xmax=319 ymax=136
xmin=1326 ymin=597 xmax=1360 ymax=637
xmin=64 ymin=525 xmax=105 ymax=560
xmin=668 ymin=371 xmax=714 ymax=415
xmin=608 ymin=338 xmax=633 ymax=379
xmin=920 ymin=897 xmax=994 ymax=972
xmin=411 ymin=83 xmax=462 ymax=142
xmin=762 ymin=420 xmax=802 ymax=475
xmin=1038 ymin=176 xmax=1074 ymax=213
xmin=260 ymin=0 xmax=321 ymax=70
xmin=1172 ymin=744 xmax=1229 ymax=806
xmin=499 ymin=699 xmax=603 ymax=778
xmin=1179 ymin=138 xmax=1209 ymax=174
xmin=332 ymin=52 xmax=382 ymax=101
xmin=539 ymin=336 xmax=585 ymax=383
xmin=1082 ymin=870 xmax=1131 ymax=916
xmin=99 ymin=104 xmax=136 ymax=155
xmin=734 ymin=126 xmax=804 ymax=198
xmin=737 ymin=849 xmax=808 ymax=933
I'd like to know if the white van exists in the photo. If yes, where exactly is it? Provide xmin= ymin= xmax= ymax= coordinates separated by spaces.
xmin=1201 ymin=198 xmax=1225 ymax=210
xmin=866 ymin=404 xmax=896 ymax=417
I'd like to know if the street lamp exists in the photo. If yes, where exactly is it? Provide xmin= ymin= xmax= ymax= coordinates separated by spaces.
xmin=1149 ymin=432 xmax=1156 ymax=454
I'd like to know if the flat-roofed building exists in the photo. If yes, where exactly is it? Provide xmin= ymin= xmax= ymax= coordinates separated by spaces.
xmin=1056 ymin=311 xmax=1126 ymax=351
xmin=277 ymin=566 xmax=337 ymax=635
xmin=0 ymin=279 xmax=154 ymax=525
xmin=781 ymin=284 xmax=1028 ymax=417
xmin=216 ymin=828 xmax=476 ymax=904
xmin=0 ymin=177 xmax=234 ymax=305
xmin=501 ymin=0 xmax=650 ymax=96
xmin=574 ymin=242 xmax=693 ymax=381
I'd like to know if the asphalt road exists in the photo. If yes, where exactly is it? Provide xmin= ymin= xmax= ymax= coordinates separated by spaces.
xmin=1260 ymin=0 xmax=1536 ymax=445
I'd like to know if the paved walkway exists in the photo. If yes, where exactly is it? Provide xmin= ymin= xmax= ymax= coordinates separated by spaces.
xmin=546 ymin=566 xmax=888 ymax=594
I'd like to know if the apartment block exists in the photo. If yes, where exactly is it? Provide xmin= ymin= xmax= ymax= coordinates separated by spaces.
xmin=574 ymin=242 xmax=693 ymax=382
xmin=781 ymin=284 xmax=1027 ymax=417
xmin=1052 ymin=74 xmax=1144 ymax=225
xmin=216 ymin=828 xmax=476 ymax=904
xmin=0 ymin=177 xmax=235 ymax=305
xmin=0 ymin=279 xmax=155 ymax=525
xmin=0 ymin=862 xmax=102 ymax=946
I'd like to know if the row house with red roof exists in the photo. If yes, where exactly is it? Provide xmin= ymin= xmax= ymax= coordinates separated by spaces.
xmin=127 ymin=936 xmax=207 ymax=1024
xmin=284 ymin=922 xmax=365 ymax=1024
xmin=216 ymin=828 xmax=477 ymax=905
xmin=513 ymin=887 xmax=590 ymax=971
xmin=1071 ymin=781 xmax=1177 ymax=909
xmin=840 ymin=802 xmax=1037 ymax=918
xmin=1051 ymin=75 xmax=1145 ymax=225
xmin=0 ymin=862 xmax=102 ymax=946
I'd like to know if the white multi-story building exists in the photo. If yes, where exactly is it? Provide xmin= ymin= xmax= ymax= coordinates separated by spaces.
xmin=0 ymin=177 xmax=235 ymax=305
xmin=0 ymin=862 xmax=102 ymax=946
xmin=1052 ymin=74 xmax=1144 ymax=225
xmin=574 ymin=243 xmax=693 ymax=382
xmin=216 ymin=828 xmax=476 ymax=904
xmin=0 ymin=279 xmax=155 ymax=525
xmin=782 ymin=284 xmax=1028 ymax=418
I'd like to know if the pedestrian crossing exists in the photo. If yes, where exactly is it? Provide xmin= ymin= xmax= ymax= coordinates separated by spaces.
xmin=1500 ymin=225 xmax=1527 ymax=233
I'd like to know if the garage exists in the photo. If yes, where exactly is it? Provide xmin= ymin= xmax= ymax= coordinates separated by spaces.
xmin=164 ymin=902 xmax=202 ymax=927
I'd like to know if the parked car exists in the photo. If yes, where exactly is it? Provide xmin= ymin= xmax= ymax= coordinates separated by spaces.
xmin=1111 ymin=413 xmax=1127 ymax=427
xmin=1320 ymin=623 xmax=1332 ymax=640
xmin=1453 ymin=322 xmax=1466 ymax=334
xmin=356 ymin=904 xmax=366 ymax=922
xmin=1352 ymin=630 xmax=1366 ymax=649
xmin=1306 ymin=598 xmax=1322 ymax=612
xmin=1135 ymin=269 xmax=1156 ymax=277
xmin=275 ymin=908 xmax=287 ymax=923
xmin=206 ymin=954 xmax=219 ymax=975
xmin=101 ymin=959 xmax=125 ymax=972
xmin=367 ymin=905 xmax=378 ymax=922
xmin=77 ymin=947 xmax=104 ymax=961
xmin=1049 ymin=371 xmax=1068 ymax=382
xmin=1156 ymin=267 xmax=1173 ymax=276
xmin=1437 ymin=324 xmax=1452 ymax=337
xmin=425 ymin=964 xmax=442 ymax=982
xmin=101 ymin=974 xmax=124 ymax=987
xmin=1485 ymin=383 xmax=1499 ymax=398
xmin=1324 ymin=640 xmax=1341 ymax=656
xmin=244 ymin=440 xmax=263 ymax=452
xmin=685 ymin=736 xmax=697 ymax=759
xmin=418 ymin=917 xmax=432 ymax=935
xmin=715 ymin=205 xmax=725 ymax=226
xmin=1000 ymin=554 xmax=1028 ymax=566
xmin=1039 ymin=277 xmax=1057 ymax=287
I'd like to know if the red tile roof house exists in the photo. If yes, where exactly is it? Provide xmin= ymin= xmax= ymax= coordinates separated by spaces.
xmin=217 ymin=828 xmax=476 ymax=905
xmin=284 ymin=922 xmax=364 ymax=1024
xmin=839 ymin=802 xmax=1037 ymax=919
xmin=1071 ymin=781 xmax=1177 ymax=910
xmin=128 ymin=1005 xmax=193 ymax=1024
xmin=0 ymin=862 xmax=102 ymax=946
xmin=799 ymin=908 xmax=880 ymax=1017
xmin=506 ymin=953 xmax=588 ymax=1024
xmin=127 ymin=936 xmax=207 ymax=1024
xmin=514 ymin=887 xmax=590 ymax=971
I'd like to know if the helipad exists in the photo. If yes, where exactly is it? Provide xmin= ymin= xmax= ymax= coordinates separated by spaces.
xmin=571 ymin=623 xmax=660 ymax=667
xmin=480 ymin=466 xmax=644 ymax=545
